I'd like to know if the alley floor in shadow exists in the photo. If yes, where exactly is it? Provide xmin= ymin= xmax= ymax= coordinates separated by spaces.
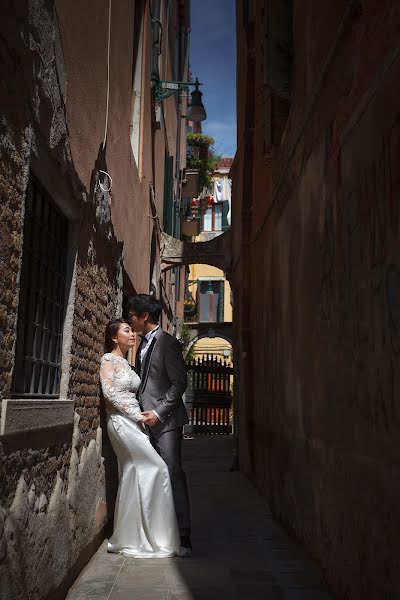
xmin=67 ymin=435 xmax=331 ymax=600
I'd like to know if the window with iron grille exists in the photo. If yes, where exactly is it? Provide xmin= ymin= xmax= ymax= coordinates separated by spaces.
xmin=12 ymin=175 xmax=68 ymax=397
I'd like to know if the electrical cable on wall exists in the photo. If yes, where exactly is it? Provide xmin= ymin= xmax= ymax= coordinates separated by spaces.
xmin=99 ymin=170 xmax=112 ymax=192
xmin=148 ymin=182 xmax=159 ymax=220
xmin=103 ymin=0 xmax=112 ymax=151
xmin=97 ymin=0 xmax=113 ymax=194
xmin=149 ymin=2 xmax=163 ymax=59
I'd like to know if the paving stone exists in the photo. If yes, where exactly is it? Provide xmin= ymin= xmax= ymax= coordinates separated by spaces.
xmin=113 ymin=560 xmax=170 ymax=590
xmin=109 ymin=590 xmax=168 ymax=600
xmin=67 ymin=559 xmax=123 ymax=599
xmin=67 ymin=578 xmax=116 ymax=600
xmin=168 ymin=587 xmax=230 ymax=600
xmin=67 ymin=436 xmax=331 ymax=600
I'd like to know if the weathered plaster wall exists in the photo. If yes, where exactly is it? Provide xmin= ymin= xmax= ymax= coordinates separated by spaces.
xmin=0 ymin=1 xmax=122 ymax=597
xmin=54 ymin=0 xmax=183 ymax=297
xmin=233 ymin=1 xmax=400 ymax=598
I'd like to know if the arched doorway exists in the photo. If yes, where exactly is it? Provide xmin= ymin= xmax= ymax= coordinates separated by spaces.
xmin=187 ymin=335 xmax=233 ymax=365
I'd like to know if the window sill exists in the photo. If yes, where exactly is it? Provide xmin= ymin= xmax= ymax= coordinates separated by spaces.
xmin=1 ymin=398 xmax=74 ymax=437
xmin=200 ymin=231 xmax=224 ymax=241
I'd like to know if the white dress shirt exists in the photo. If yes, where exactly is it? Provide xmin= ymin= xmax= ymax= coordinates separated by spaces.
xmin=139 ymin=326 xmax=162 ymax=422
xmin=140 ymin=326 xmax=159 ymax=362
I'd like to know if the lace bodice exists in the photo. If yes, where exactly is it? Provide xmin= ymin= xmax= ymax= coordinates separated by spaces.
xmin=100 ymin=353 xmax=142 ymax=421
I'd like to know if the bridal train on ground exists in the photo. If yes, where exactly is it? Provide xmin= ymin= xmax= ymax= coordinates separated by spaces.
xmin=100 ymin=353 xmax=180 ymax=558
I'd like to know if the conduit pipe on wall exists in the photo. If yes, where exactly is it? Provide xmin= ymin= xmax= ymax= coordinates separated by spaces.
xmin=102 ymin=0 xmax=112 ymax=150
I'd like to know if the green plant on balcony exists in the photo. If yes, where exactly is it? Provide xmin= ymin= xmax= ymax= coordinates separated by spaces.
xmin=184 ymin=297 xmax=196 ymax=311
xmin=187 ymin=133 xmax=215 ymax=147
xmin=183 ymin=295 xmax=197 ymax=323
xmin=186 ymin=133 xmax=222 ymax=190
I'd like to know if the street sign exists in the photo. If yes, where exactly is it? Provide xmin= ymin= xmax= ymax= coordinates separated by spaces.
xmin=161 ymin=82 xmax=179 ymax=90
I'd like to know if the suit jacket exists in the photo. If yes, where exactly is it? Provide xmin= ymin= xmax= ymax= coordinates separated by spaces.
xmin=136 ymin=328 xmax=188 ymax=434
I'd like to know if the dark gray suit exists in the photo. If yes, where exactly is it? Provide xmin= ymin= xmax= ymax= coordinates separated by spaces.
xmin=136 ymin=328 xmax=190 ymax=537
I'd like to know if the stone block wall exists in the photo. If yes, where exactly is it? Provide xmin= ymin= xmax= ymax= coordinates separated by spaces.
xmin=69 ymin=250 xmax=122 ymax=447
xmin=0 ymin=128 xmax=27 ymax=414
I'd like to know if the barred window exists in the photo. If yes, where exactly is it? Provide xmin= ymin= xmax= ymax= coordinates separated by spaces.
xmin=13 ymin=175 xmax=68 ymax=397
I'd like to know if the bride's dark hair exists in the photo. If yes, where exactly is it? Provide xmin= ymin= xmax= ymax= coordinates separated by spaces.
xmin=104 ymin=318 xmax=130 ymax=353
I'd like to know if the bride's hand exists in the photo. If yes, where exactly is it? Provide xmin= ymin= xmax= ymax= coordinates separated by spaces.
xmin=141 ymin=411 xmax=160 ymax=426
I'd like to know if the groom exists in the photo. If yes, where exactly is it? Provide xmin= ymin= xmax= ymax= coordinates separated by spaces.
xmin=127 ymin=294 xmax=192 ymax=556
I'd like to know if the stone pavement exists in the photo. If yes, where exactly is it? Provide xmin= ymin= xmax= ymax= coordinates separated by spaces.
xmin=67 ymin=436 xmax=331 ymax=600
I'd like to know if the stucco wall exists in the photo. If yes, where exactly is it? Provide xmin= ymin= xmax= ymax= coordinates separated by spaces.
xmin=192 ymin=337 xmax=233 ymax=365
xmin=188 ymin=264 xmax=232 ymax=322
xmin=0 ymin=1 xmax=123 ymax=597
xmin=233 ymin=1 xmax=400 ymax=598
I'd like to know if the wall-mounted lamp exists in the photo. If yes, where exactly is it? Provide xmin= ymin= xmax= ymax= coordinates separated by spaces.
xmin=154 ymin=77 xmax=207 ymax=122
xmin=206 ymin=280 xmax=214 ymax=295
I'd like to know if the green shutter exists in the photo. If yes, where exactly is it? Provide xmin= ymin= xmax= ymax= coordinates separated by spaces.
xmin=218 ymin=280 xmax=225 ymax=322
xmin=163 ymin=155 xmax=174 ymax=235
xmin=222 ymin=200 xmax=230 ymax=230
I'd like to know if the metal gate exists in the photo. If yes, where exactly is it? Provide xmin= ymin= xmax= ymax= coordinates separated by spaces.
xmin=185 ymin=355 xmax=233 ymax=434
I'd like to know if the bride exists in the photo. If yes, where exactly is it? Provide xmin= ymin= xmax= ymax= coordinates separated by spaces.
xmin=100 ymin=318 xmax=180 ymax=558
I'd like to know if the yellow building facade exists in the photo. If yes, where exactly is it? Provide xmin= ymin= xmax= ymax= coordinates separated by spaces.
xmin=184 ymin=160 xmax=233 ymax=364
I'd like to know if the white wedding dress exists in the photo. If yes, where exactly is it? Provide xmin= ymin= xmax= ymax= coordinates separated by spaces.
xmin=100 ymin=353 xmax=180 ymax=558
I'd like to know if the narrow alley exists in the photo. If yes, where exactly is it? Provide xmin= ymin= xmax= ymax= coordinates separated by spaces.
xmin=2 ymin=1 xmax=400 ymax=598
xmin=67 ymin=436 xmax=330 ymax=600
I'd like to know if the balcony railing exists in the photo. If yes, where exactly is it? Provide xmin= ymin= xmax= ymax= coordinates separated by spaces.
xmin=184 ymin=309 xmax=226 ymax=325
xmin=184 ymin=310 xmax=199 ymax=323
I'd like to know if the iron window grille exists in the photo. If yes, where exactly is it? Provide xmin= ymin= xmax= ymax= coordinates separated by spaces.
xmin=12 ymin=175 xmax=68 ymax=398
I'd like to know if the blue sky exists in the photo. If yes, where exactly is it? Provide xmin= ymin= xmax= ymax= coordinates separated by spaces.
xmin=189 ymin=0 xmax=237 ymax=157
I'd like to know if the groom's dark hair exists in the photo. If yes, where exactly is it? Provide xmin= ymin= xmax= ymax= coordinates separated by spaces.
xmin=127 ymin=294 xmax=162 ymax=323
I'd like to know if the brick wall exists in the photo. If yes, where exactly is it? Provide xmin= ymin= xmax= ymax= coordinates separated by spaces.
xmin=0 ymin=129 xmax=27 ymax=412
xmin=69 ymin=242 xmax=122 ymax=446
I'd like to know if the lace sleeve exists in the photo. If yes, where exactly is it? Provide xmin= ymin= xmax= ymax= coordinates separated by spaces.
xmin=100 ymin=358 xmax=143 ymax=422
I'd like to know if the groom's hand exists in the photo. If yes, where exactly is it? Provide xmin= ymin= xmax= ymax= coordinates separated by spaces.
xmin=141 ymin=411 xmax=160 ymax=426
